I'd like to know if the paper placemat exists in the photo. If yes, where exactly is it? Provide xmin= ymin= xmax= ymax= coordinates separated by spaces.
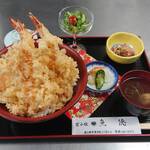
xmin=65 ymin=49 xmax=120 ymax=119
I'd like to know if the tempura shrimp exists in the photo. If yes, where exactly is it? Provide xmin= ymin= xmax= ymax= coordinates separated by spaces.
xmin=9 ymin=17 xmax=35 ymax=50
xmin=28 ymin=12 xmax=62 ymax=50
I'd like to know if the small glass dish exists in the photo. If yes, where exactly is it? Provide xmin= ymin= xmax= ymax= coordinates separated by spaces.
xmin=58 ymin=6 xmax=94 ymax=50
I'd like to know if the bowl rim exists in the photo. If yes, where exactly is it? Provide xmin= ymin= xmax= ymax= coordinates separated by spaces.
xmin=106 ymin=32 xmax=145 ymax=59
xmin=0 ymin=44 xmax=87 ymax=123
xmin=86 ymin=60 xmax=118 ymax=93
xmin=119 ymin=69 xmax=150 ymax=109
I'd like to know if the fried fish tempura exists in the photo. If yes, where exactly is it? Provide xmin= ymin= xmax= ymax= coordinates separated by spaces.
xmin=0 ymin=14 xmax=79 ymax=117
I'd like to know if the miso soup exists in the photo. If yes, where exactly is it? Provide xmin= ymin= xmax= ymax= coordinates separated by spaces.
xmin=121 ymin=77 xmax=150 ymax=108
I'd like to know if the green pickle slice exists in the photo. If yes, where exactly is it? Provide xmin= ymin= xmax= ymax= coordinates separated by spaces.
xmin=95 ymin=69 xmax=105 ymax=89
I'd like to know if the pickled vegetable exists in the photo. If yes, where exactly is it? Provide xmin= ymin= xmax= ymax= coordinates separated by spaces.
xmin=95 ymin=70 xmax=105 ymax=89
xmin=63 ymin=11 xmax=88 ymax=34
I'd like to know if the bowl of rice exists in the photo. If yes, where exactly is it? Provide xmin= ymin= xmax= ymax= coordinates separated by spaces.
xmin=0 ymin=44 xmax=87 ymax=123
xmin=0 ymin=15 xmax=87 ymax=123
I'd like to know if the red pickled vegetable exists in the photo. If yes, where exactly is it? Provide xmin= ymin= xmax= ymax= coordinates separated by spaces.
xmin=68 ymin=15 xmax=77 ymax=26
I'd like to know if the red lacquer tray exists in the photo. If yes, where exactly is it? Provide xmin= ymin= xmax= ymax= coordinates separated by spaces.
xmin=0 ymin=36 xmax=149 ymax=142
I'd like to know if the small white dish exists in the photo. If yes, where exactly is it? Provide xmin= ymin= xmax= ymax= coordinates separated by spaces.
xmin=86 ymin=61 xmax=118 ymax=93
xmin=4 ymin=30 xmax=20 ymax=47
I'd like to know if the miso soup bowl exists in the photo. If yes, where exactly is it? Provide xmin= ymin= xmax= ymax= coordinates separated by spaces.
xmin=119 ymin=70 xmax=150 ymax=116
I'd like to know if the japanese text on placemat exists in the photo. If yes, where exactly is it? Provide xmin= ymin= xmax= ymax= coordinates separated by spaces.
xmin=72 ymin=117 xmax=141 ymax=135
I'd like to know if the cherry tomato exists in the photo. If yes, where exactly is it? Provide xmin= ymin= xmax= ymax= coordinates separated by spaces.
xmin=68 ymin=15 xmax=77 ymax=26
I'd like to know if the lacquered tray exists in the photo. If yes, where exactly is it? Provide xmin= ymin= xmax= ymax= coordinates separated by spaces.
xmin=0 ymin=36 xmax=149 ymax=142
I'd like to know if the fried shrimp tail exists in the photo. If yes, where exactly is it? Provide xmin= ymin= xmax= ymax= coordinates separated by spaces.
xmin=9 ymin=17 xmax=24 ymax=32
xmin=9 ymin=17 xmax=26 ymax=34
xmin=28 ymin=12 xmax=42 ymax=31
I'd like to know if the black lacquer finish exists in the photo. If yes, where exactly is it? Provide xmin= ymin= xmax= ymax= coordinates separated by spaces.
xmin=0 ymin=37 xmax=149 ymax=140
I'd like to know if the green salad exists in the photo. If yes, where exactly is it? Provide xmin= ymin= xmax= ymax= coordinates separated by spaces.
xmin=63 ymin=10 xmax=89 ymax=34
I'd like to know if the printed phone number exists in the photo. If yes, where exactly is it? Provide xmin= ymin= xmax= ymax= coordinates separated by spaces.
xmin=84 ymin=130 xmax=135 ymax=134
